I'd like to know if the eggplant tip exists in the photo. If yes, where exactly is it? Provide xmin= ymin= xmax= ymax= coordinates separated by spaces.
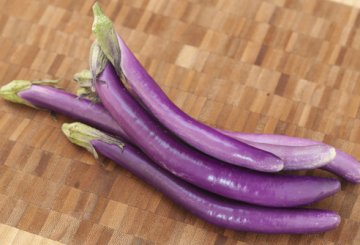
xmin=0 ymin=80 xmax=35 ymax=107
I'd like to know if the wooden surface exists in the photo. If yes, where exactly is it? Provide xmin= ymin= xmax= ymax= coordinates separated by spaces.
xmin=1 ymin=0 xmax=360 ymax=244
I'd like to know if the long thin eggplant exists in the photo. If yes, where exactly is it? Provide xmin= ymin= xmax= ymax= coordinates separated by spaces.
xmin=92 ymin=56 xmax=340 ymax=207
xmin=220 ymin=130 xmax=360 ymax=183
xmin=0 ymin=80 xmax=127 ymax=139
xmin=1 ymin=80 xmax=358 ymax=181
xmin=73 ymin=70 xmax=336 ymax=171
xmin=91 ymin=3 xmax=284 ymax=172
xmin=61 ymin=122 xmax=341 ymax=234
xmin=0 ymin=79 xmax=334 ymax=170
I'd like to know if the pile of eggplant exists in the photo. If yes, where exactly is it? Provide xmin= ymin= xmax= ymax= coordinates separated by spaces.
xmin=1 ymin=3 xmax=359 ymax=234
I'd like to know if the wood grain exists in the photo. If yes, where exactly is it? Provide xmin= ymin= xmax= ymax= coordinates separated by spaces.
xmin=1 ymin=0 xmax=360 ymax=244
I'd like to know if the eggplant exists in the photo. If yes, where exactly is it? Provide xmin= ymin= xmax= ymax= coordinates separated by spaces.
xmin=92 ymin=55 xmax=340 ymax=207
xmin=220 ymin=130 xmax=360 ymax=183
xmin=74 ymin=69 xmax=336 ymax=171
xmin=91 ymin=3 xmax=284 ymax=172
xmin=1 ymin=80 xmax=357 ymax=182
xmin=62 ymin=122 xmax=341 ymax=234
xmin=0 ymin=80 xmax=127 ymax=139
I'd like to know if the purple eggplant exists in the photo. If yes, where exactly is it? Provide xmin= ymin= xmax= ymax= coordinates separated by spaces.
xmin=62 ymin=122 xmax=341 ymax=234
xmin=220 ymin=130 xmax=360 ymax=183
xmin=0 ymin=80 xmax=357 ymax=181
xmin=91 ymin=3 xmax=284 ymax=172
xmin=74 ymin=70 xmax=336 ymax=171
xmin=92 ymin=56 xmax=340 ymax=207
xmin=0 ymin=79 xmax=127 ymax=139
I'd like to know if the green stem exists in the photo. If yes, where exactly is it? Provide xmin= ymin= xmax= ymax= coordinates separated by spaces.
xmin=73 ymin=69 xmax=100 ymax=102
xmin=92 ymin=2 xmax=122 ymax=76
xmin=0 ymin=79 xmax=58 ymax=107
xmin=74 ymin=69 xmax=93 ymax=88
xmin=90 ymin=41 xmax=108 ymax=80
xmin=76 ymin=87 xmax=100 ymax=103
xmin=62 ymin=122 xmax=124 ymax=158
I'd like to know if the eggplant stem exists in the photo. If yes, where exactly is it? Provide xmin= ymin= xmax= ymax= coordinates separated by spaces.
xmin=92 ymin=3 xmax=122 ymax=76
xmin=90 ymin=41 xmax=108 ymax=85
xmin=0 ymin=79 xmax=58 ymax=108
xmin=76 ymin=88 xmax=100 ymax=103
xmin=61 ymin=122 xmax=125 ymax=159
xmin=74 ymin=69 xmax=93 ymax=88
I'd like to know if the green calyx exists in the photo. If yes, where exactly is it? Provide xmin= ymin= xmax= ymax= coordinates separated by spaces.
xmin=76 ymin=87 xmax=100 ymax=103
xmin=90 ymin=41 xmax=108 ymax=81
xmin=0 ymin=79 xmax=58 ymax=107
xmin=76 ymin=87 xmax=91 ymax=97
xmin=74 ymin=69 xmax=93 ymax=88
xmin=61 ymin=122 xmax=125 ymax=158
xmin=73 ymin=69 xmax=100 ymax=102
xmin=0 ymin=80 xmax=32 ymax=106
xmin=92 ymin=2 xmax=122 ymax=76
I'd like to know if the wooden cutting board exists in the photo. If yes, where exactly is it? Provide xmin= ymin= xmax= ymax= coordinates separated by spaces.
xmin=1 ymin=0 xmax=360 ymax=244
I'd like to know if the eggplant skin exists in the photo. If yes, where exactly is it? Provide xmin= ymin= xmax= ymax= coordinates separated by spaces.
xmin=90 ymin=6 xmax=333 ymax=171
xmin=94 ymin=11 xmax=284 ymax=172
xmin=91 ymin=139 xmax=340 ymax=234
xmin=16 ymin=84 xmax=358 ymax=181
xmin=18 ymin=85 xmax=128 ymax=140
xmin=16 ymin=82 xmax=341 ymax=206
xmin=95 ymin=63 xmax=340 ymax=207
xmin=222 ymin=131 xmax=360 ymax=183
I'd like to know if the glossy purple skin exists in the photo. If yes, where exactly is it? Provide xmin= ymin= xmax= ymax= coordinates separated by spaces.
xmin=19 ymin=85 xmax=128 ymax=139
xmin=113 ymin=34 xmax=283 ymax=172
xmin=221 ymin=131 xmax=360 ymax=183
xmin=95 ymin=63 xmax=341 ymax=207
xmin=17 ymin=85 xmax=357 ymax=181
xmin=228 ymin=139 xmax=334 ymax=171
xmin=91 ymin=139 xmax=340 ymax=234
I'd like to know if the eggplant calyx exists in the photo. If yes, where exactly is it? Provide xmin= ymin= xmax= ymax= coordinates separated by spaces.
xmin=73 ymin=69 xmax=100 ymax=102
xmin=0 ymin=79 xmax=58 ymax=107
xmin=92 ymin=3 xmax=121 ymax=76
xmin=76 ymin=87 xmax=100 ymax=103
xmin=74 ymin=69 xmax=93 ymax=88
xmin=62 ymin=122 xmax=125 ymax=158
xmin=90 ymin=41 xmax=108 ymax=84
